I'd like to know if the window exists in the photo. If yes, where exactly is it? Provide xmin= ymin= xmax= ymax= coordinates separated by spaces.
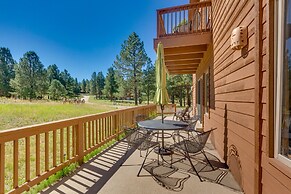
xmin=275 ymin=0 xmax=291 ymax=166
xmin=205 ymin=72 xmax=210 ymax=114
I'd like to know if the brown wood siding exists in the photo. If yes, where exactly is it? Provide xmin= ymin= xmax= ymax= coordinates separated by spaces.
xmin=201 ymin=0 xmax=291 ymax=193
xmin=260 ymin=0 xmax=291 ymax=193
xmin=203 ymin=0 xmax=257 ymax=193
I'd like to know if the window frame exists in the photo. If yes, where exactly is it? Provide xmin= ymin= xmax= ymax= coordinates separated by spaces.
xmin=274 ymin=0 xmax=291 ymax=167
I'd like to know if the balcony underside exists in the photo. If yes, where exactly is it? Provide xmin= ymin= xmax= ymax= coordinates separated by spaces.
xmin=154 ymin=32 xmax=212 ymax=75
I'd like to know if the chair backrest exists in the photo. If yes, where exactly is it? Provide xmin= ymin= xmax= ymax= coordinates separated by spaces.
xmin=186 ymin=119 xmax=198 ymax=131
xmin=135 ymin=114 xmax=148 ymax=123
xmin=195 ymin=128 xmax=216 ymax=149
xmin=175 ymin=128 xmax=215 ymax=154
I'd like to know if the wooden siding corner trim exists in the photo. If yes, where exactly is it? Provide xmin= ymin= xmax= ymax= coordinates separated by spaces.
xmin=254 ymin=0 xmax=263 ymax=194
xmin=268 ymin=0 xmax=275 ymax=158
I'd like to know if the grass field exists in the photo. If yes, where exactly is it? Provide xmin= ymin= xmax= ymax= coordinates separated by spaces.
xmin=0 ymin=97 xmax=131 ymax=193
xmin=0 ymin=97 xmax=116 ymax=131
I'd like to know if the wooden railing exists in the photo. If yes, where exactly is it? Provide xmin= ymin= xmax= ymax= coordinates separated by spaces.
xmin=157 ymin=1 xmax=212 ymax=38
xmin=0 ymin=104 xmax=156 ymax=194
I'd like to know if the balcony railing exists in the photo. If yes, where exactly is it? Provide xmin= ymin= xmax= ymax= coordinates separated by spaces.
xmin=157 ymin=1 xmax=212 ymax=38
xmin=0 ymin=104 xmax=156 ymax=194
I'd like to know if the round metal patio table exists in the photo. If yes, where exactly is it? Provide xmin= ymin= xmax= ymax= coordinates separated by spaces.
xmin=137 ymin=119 xmax=188 ymax=155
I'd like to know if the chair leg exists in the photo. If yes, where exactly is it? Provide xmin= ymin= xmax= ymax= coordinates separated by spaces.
xmin=201 ymin=150 xmax=214 ymax=170
xmin=186 ymin=153 xmax=203 ymax=182
xmin=137 ymin=146 xmax=156 ymax=177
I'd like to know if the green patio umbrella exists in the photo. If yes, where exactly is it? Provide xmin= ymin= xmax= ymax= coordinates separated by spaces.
xmin=154 ymin=42 xmax=170 ymax=123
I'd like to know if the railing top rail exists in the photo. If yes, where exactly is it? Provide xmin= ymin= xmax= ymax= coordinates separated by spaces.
xmin=157 ymin=1 xmax=211 ymax=14
xmin=0 ymin=104 xmax=156 ymax=143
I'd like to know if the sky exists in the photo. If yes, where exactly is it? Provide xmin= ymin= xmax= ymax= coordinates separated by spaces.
xmin=0 ymin=0 xmax=188 ymax=81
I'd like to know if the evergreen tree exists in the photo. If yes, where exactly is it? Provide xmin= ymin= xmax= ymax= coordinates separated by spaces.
xmin=48 ymin=79 xmax=67 ymax=100
xmin=115 ymin=72 xmax=129 ymax=99
xmin=59 ymin=69 xmax=75 ymax=97
xmin=81 ymin=79 xmax=86 ymax=93
xmin=90 ymin=72 xmax=97 ymax=97
xmin=37 ymin=68 xmax=49 ymax=98
xmin=141 ymin=61 xmax=156 ymax=104
xmin=0 ymin=47 xmax=15 ymax=97
xmin=114 ymin=32 xmax=149 ymax=105
xmin=96 ymin=71 xmax=105 ymax=99
xmin=103 ymin=67 xmax=118 ymax=101
xmin=10 ymin=51 xmax=45 ymax=100
xmin=47 ymin=64 xmax=60 ymax=84
xmin=73 ymin=78 xmax=81 ymax=95
xmin=85 ymin=79 xmax=90 ymax=93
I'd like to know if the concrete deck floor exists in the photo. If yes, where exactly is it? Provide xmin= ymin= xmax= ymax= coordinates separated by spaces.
xmin=42 ymin=118 xmax=244 ymax=194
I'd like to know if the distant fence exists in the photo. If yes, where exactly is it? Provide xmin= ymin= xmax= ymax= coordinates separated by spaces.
xmin=0 ymin=104 xmax=156 ymax=194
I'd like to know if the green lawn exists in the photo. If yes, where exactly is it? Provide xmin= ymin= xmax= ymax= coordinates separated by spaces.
xmin=0 ymin=98 xmax=116 ymax=131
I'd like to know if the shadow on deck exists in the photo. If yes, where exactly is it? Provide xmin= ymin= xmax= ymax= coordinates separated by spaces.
xmin=41 ymin=131 xmax=243 ymax=194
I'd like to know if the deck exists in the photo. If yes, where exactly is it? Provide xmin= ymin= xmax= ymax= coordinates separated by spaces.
xmin=41 ymin=117 xmax=243 ymax=194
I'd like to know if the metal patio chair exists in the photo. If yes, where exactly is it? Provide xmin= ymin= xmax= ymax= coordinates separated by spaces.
xmin=137 ymin=130 xmax=160 ymax=177
xmin=121 ymin=126 xmax=150 ymax=159
xmin=172 ymin=128 xmax=216 ymax=182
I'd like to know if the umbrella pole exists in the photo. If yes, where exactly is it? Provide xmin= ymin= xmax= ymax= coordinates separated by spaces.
xmin=161 ymin=105 xmax=165 ymax=149
xmin=161 ymin=105 xmax=164 ymax=123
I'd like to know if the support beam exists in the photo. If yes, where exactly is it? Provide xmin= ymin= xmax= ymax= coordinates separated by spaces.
xmin=166 ymin=59 xmax=201 ymax=65
xmin=164 ymin=45 xmax=208 ymax=55
xmin=165 ymin=53 xmax=204 ymax=61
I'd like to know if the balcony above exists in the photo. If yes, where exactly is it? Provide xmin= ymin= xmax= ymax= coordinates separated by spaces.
xmin=154 ymin=1 xmax=212 ymax=75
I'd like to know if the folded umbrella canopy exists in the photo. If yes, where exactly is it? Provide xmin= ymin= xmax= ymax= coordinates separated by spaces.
xmin=154 ymin=42 xmax=170 ymax=123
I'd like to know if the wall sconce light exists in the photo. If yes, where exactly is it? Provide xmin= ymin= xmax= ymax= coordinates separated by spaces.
xmin=231 ymin=26 xmax=248 ymax=50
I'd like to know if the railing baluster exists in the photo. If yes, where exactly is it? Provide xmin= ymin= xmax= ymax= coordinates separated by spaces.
xmin=99 ymin=119 xmax=102 ymax=143
xmin=36 ymin=134 xmax=40 ymax=176
xmin=66 ymin=127 xmax=70 ymax=160
xmin=45 ymin=132 xmax=49 ymax=171
xmin=84 ymin=123 xmax=87 ymax=150
xmin=60 ymin=128 xmax=64 ymax=163
xmin=0 ymin=143 xmax=4 ymax=194
xmin=53 ymin=130 xmax=57 ymax=167
xmin=200 ymin=5 xmax=202 ymax=32
xmin=88 ymin=121 xmax=91 ymax=148
xmin=25 ymin=137 xmax=30 ymax=182
xmin=72 ymin=125 xmax=76 ymax=156
xmin=13 ymin=140 xmax=18 ymax=188
xmin=92 ymin=120 xmax=95 ymax=145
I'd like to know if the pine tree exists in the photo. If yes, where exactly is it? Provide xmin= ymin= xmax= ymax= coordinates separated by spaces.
xmin=85 ymin=79 xmax=90 ymax=93
xmin=103 ymin=67 xmax=118 ymax=101
xmin=114 ymin=32 xmax=149 ymax=105
xmin=90 ymin=72 xmax=97 ymax=97
xmin=47 ymin=64 xmax=60 ymax=84
xmin=10 ymin=51 xmax=45 ymax=100
xmin=81 ymin=79 xmax=86 ymax=93
xmin=59 ymin=69 xmax=75 ymax=97
xmin=96 ymin=71 xmax=105 ymax=99
xmin=141 ymin=61 xmax=156 ymax=104
xmin=48 ymin=79 xmax=67 ymax=100
xmin=0 ymin=47 xmax=15 ymax=97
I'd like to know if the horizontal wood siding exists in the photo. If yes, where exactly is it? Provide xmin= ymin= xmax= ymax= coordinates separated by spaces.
xmin=260 ymin=0 xmax=291 ymax=193
xmin=203 ymin=0 xmax=291 ymax=193
xmin=201 ymin=0 xmax=257 ymax=193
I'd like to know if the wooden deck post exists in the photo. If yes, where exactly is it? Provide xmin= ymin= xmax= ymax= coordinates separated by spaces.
xmin=76 ymin=122 xmax=84 ymax=165
xmin=0 ymin=143 xmax=5 ymax=194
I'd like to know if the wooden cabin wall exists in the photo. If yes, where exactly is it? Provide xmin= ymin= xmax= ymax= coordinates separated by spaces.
xmin=205 ymin=1 xmax=256 ymax=193
xmin=197 ymin=0 xmax=291 ymax=193
xmin=260 ymin=0 xmax=291 ymax=193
